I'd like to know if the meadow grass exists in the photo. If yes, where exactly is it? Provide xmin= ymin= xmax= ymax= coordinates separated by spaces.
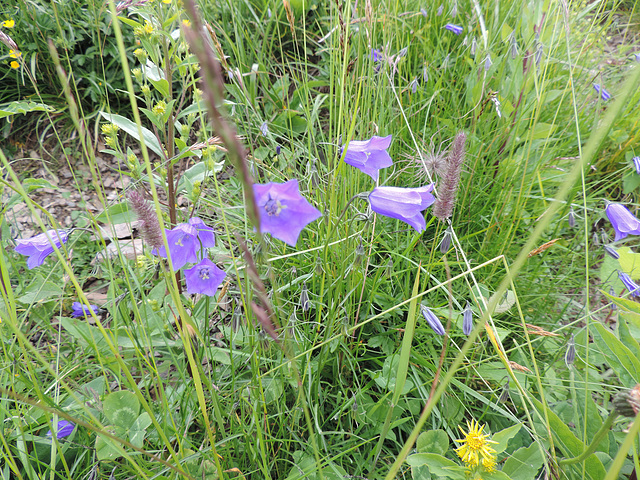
xmin=1 ymin=0 xmax=640 ymax=479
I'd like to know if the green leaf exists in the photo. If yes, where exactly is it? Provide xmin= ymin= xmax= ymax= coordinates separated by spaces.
xmin=617 ymin=247 xmax=640 ymax=280
xmin=0 ymin=101 xmax=54 ymax=119
xmin=591 ymin=322 xmax=640 ymax=384
xmin=129 ymin=412 xmax=152 ymax=448
xmin=95 ymin=201 xmax=135 ymax=225
xmin=501 ymin=443 xmax=544 ymax=480
xmin=176 ymin=161 xmax=223 ymax=194
xmin=17 ymin=277 xmax=64 ymax=305
xmin=530 ymin=397 xmax=606 ymax=480
xmin=100 ymin=112 xmax=163 ymax=156
xmin=417 ymin=430 xmax=449 ymax=455
xmin=95 ymin=426 xmax=125 ymax=461
xmin=492 ymin=423 xmax=521 ymax=454
xmin=102 ymin=390 xmax=140 ymax=430
xmin=405 ymin=453 xmax=466 ymax=479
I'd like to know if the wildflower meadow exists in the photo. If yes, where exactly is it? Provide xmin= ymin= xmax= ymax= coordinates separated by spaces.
xmin=2 ymin=0 xmax=640 ymax=479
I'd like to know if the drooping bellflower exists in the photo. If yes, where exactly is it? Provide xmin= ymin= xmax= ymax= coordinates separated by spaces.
xmin=46 ymin=420 xmax=75 ymax=438
xmin=15 ymin=230 xmax=69 ymax=269
xmin=605 ymin=203 xmax=640 ymax=241
xmin=71 ymin=302 xmax=100 ymax=318
xmin=368 ymin=184 xmax=435 ymax=232
xmin=420 ymin=305 xmax=445 ymax=335
xmin=593 ymin=84 xmax=612 ymax=101
xmin=618 ymin=270 xmax=640 ymax=297
xmin=445 ymin=24 xmax=463 ymax=35
xmin=604 ymin=245 xmax=620 ymax=260
xmin=253 ymin=179 xmax=322 ymax=246
xmin=343 ymin=135 xmax=393 ymax=182
xmin=153 ymin=217 xmax=217 ymax=270
xmin=184 ymin=258 xmax=226 ymax=296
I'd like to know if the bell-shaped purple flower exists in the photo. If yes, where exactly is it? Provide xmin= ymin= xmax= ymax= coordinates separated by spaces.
xmin=71 ymin=302 xmax=100 ymax=318
xmin=593 ymin=84 xmax=611 ymax=101
xmin=184 ymin=258 xmax=226 ymax=296
xmin=605 ymin=203 xmax=640 ymax=241
xmin=343 ymin=135 xmax=393 ymax=182
xmin=420 ymin=305 xmax=445 ymax=335
xmin=153 ymin=217 xmax=216 ymax=270
xmin=618 ymin=270 xmax=640 ymax=297
xmin=444 ymin=24 xmax=463 ymax=35
xmin=15 ymin=230 xmax=69 ymax=269
xmin=368 ymin=184 xmax=435 ymax=232
xmin=462 ymin=303 xmax=473 ymax=336
xmin=253 ymin=179 xmax=322 ymax=246
xmin=46 ymin=420 xmax=75 ymax=438
xmin=633 ymin=156 xmax=640 ymax=175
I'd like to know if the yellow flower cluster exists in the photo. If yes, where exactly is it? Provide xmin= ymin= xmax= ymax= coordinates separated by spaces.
xmin=2 ymin=19 xmax=15 ymax=28
xmin=455 ymin=419 xmax=498 ymax=472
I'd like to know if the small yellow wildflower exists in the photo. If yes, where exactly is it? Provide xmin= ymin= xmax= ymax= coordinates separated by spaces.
xmin=10 ymin=60 xmax=19 ymax=69
xmin=455 ymin=419 xmax=498 ymax=471
xmin=182 ymin=19 xmax=191 ymax=27
xmin=143 ymin=21 xmax=154 ymax=34
xmin=2 ymin=19 xmax=15 ymax=28
xmin=162 ymin=0 xmax=171 ymax=4
xmin=9 ymin=49 xmax=21 ymax=58
xmin=100 ymin=123 xmax=119 ymax=136
xmin=152 ymin=100 xmax=166 ymax=116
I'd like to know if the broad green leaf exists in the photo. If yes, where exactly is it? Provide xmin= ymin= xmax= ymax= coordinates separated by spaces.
xmin=17 ymin=277 xmax=64 ymax=305
xmin=0 ymin=101 xmax=54 ymax=119
xmin=502 ymin=443 xmax=545 ymax=480
xmin=100 ymin=112 xmax=163 ymax=156
xmin=530 ymin=397 xmax=606 ymax=480
xmin=492 ymin=423 xmax=521 ymax=454
xmin=103 ymin=390 xmax=140 ymax=430
xmin=95 ymin=201 xmax=135 ymax=225
xmin=176 ymin=161 xmax=223 ymax=194
xmin=59 ymin=317 xmax=108 ymax=350
xmin=591 ymin=322 xmax=640 ymax=384
xmin=417 ymin=429 xmax=449 ymax=455
xmin=405 ymin=453 xmax=466 ymax=480
xmin=129 ymin=412 xmax=152 ymax=448
xmin=95 ymin=426 xmax=125 ymax=460
xmin=617 ymin=247 xmax=640 ymax=279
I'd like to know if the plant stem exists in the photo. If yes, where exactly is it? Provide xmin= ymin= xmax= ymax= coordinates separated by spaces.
xmin=558 ymin=411 xmax=618 ymax=466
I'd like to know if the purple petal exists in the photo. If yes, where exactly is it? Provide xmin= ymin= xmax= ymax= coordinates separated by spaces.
xmin=188 ymin=217 xmax=216 ymax=248
xmin=184 ymin=258 xmax=226 ymax=296
xmin=46 ymin=420 xmax=75 ymax=438
xmin=420 ymin=305 xmax=445 ymax=335
xmin=15 ymin=230 xmax=68 ymax=269
xmin=605 ymin=203 xmax=640 ymax=242
xmin=444 ymin=24 xmax=463 ymax=35
xmin=368 ymin=185 xmax=435 ymax=232
xmin=633 ymin=156 xmax=640 ymax=175
xmin=343 ymin=135 xmax=393 ymax=182
xmin=618 ymin=270 xmax=640 ymax=297
xmin=253 ymin=179 xmax=322 ymax=246
xmin=155 ymin=224 xmax=199 ymax=269
xmin=71 ymin=302 xmax=99 ymax=318
xmin=462 ymin=304 xmax=473 ymax=336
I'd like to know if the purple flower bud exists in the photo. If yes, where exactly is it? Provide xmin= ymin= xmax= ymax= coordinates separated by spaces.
xmin=420 ymin=305 xmax=445 ymax=335
xmin=276 ymin=145 xmax=281 ymax=155
xmin=369 ymin=184 xmax=436 ymax=232
xmin=437 ymin=4 xmax=443 ymax=15
xmin=462 ymin=303 xmax=473 ymax=336
xmin=14 ymin=230 xmax=69 ymax=269
xmin=470 ymin=37 xmax=477 ymax=55
xmin=633 ymin=156 xmax=640 ymax=175
xmin=184 ymin=258 xmax=226 ymax=296
xmin=440 ymin=227 xmax=452 ymax=253
xmin=46 ymin=420 xmax=75 ymax=438
xmin=71 ymin=302 xmax=100 ymax=318
xmin=420 ymin=7 xmax=427 ymax=17
xmin=593 ymin=84 xmax=611 ymax=101
xmin=510 ymin=34 xmax=518 ymax=59
xmin=609 ymin=287 xmax=617 ymax=311
xmin=605 ymin=203 xmax=640 ymax=241
xmin=343 ymin=135 xmax=393 ymax=182
xmin=445 ymin=24 xmax=463 ymax=35
xmin=618 ymin=270 xmax=640 ymax=297
xmin=568 ymin=207 xmax=576 ymax=228
xmin=423 ymin=65 xmax=429 ymax=83
xmin=300 ymin=282 xmax=310 ymax=311
xmin=371 ymin=48 xmax=381 ymax=62
xmin=484 ymin=55 xmax=492 ymax=71
xmin=260 ymin=122 xmax=269 ymax=136
xmin=410 ymin=77 xmax=418 ymax=94
xmin=604 ymin=245 xmax=619 ymax=259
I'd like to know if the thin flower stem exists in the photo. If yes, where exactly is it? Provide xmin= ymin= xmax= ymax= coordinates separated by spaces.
xmin=558 ymin=411 xmax=618 ymax=466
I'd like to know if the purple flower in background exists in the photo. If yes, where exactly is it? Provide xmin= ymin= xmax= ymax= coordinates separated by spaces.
xmin=184 ymin=258 xmax=226 ymax=296
xmin=618 ymin=270 xmax=640 ymax=297
xmin=368 ymin=184 xmax=435 ymax=232
xmin=633 ymin=53 xmax=640 ymax=62
xmin=253 ymin=179 xmax=322 ymax=246
xmin=605 ymin=203 xmax=640 ymax=241
xmin=15 ymin=230 xmax=69 ymax=269
xmin=593 ymin=84 xmax=611 ymax=101
xmin=153 ymin=217 xmax=216 ymax=270
xmin=444 ymin=24 xmax=463 ymax=35
xmin=633 ymin=156 xmax=640 ymax=174
xmin=462 ymin=303 xmax=473 ymax=336
xmin=46 ymin=420 xmax=75 ymax=438
xmin=343 ymin=135 xmax=393 ymax=181
xmin=420 ymin=305 xmax=445 ymax=335
xmin=371 ymin=48 xmax=381 ymax=62
xmin=71 ymin=302 xmax=99 ymax=318
xmin=604 ymin=245 xmax=620 ymax=260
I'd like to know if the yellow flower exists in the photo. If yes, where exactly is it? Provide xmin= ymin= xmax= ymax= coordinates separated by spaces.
xmin=455 ymin=419 xmax=498 ymax=471
xmin=162 ymin=0 xmax=171 ymax=3
xmin=182 ymin=19 xmax=191 ymax=27
xmin=152 ymin=100 xmax=166 ymax=115
xmin=10 ymin=61 xmax=19 ymax=69
xmin=143 ymin=21 xmax=154 ymax=34
xmin=9 ymin=49 xmax=21 ymax=58
xmin=2 ymin=19 xmax=15 ymax=28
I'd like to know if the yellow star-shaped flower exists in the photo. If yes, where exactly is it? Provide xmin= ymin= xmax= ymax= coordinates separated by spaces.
xmin=455 ymin=419 xmax=498 ymax=471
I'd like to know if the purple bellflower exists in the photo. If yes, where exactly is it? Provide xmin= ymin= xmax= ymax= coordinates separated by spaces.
xmin=343 ymin=135 xmax=393 ymax=182
xmin=15 ymin=230 xmax=69 ymax=269
xmin=371 ymin=48 xmax=381 ymax=62
xmin=445 ymin=24 xmax=463 ymax=35
xmin=153 ymin=217 xmax=216 ymax=270
xmin=46 ymin=420 xmax=75 ymax=438
xmin=420 ymin=305 xmax=445 ymax=335
xmin=71 ymin=302 xmax=100 ymax=318
xmin=605 ymin=203 xmax=640 ymax=241
xmin=184 ymin=258 xmax=226 ymax=296
xmin=593 ymin=84 xmax=611 ymax=101
xmin=633 ymin=156 xmax=640 ymax=175
xmin=368 ymin=184 xmax=435 ymax=232
xmin=618 ymin=270 xmax=640 ymax=297
xmin=462 ymin=303 xmax=473 ymax=336
xmin=253 ymin=179 xmax=322 ymax=246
